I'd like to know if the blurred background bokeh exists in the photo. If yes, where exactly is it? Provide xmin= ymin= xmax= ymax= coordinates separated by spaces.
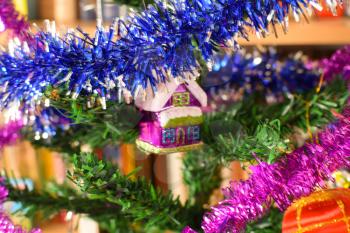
xmin=1 ymin=0 xmax=350 ymax=232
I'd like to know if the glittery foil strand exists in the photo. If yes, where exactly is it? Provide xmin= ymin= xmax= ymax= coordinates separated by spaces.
xmin=0 ymin=213 xmax=41 ymax=233
xmin=30 ymin=107 xmax=71 ymax=140
xmin=0 ymin=179 xmax=8 ymax=204
xmin=0 ymin=181 xmax=41 ymax=233
xmin=0 ymin=0 xmax=340 ymax=112
xmin=0 ymin=120 xmax=23 ymax=149
xmin=321 ymin=46 xmax=350 ymax=81
xmin=184 ymin=108 xmax=350 ymax=233
xmin=0 ymin=0 xmax=30 ymax=40
xmin=203 ymin=48 xmax=320 ymax=100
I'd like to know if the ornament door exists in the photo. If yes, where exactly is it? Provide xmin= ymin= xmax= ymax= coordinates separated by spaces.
xmin=176 ymin=127 xmax=186 ymax=145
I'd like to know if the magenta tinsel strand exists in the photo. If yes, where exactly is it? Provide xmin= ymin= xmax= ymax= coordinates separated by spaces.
xmin=0 ymin=183 xmax=41 ymax=233
xmin=0 ymin=185 xmax=8 ymax=204
xmin=182 ymin=226 xmax=198 ymax=233
xmin=0 ymin=213 xmax=41 ymax=233
xmin=0 ymin=214 xmax=15 ymax=232
xmin=0 ymin=120 xmax=23 ymax=149
xmin=183 ymin=109 xmax=350 ymax=233
xmin=321 ymin=46 xmax=350 ymax=81
xmin=0 ymin=0 xmax=30 ymax=40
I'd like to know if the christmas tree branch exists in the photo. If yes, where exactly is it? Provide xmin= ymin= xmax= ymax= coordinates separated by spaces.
xmin=67 ymin=153 xmax=202 ymax=230
xmin=202 ymin=78 xmax=349 ymax=162
xmin=27 ymin=77 xmax=348 ymax=159
xmin=112 ymin=0 xmax=153 ymax=8
xmin=246 ymin=208 xmax=283 ymax=233
xmin=25 ymin=90 xmax=140 ymax=153
xmin=5 ymin=181 xmax=122 ymax=219
xmin=15 ymin=78 xmax=348 ymax=231
xmin=183 ymin=120 xmax=290 ymax=206
xmin=5 ymin=79 xmax=348 ymax=232
xmin=183 ymin=78 xmax=349 ymax=205
xmin=4 ymin=153 xmax=204 ymax=231
xmin=4 ymin=180 xmax=138 ymax=232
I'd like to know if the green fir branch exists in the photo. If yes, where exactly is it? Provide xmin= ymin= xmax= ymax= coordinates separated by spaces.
xmin=183 ymin=120 xmax=290 ymax=205
xmin=246 ymin=208 xmax=284 ymax=233
xmin=4 ymin=153 xmax=204 ymax=232
xmin=24 ymin=88 xmax=140 ymax=153
xmin=183 ymin=78 xmax=349 ymax=205
xmin=112 ymin=0 xmax=153 ymax=8
xmin=202 ymin=77 xmax=349 ymax=162
xmin=4 ymin=181 xmax=130 ymax=226
xmin=14 ymin=78 xmax=348 ymax=232
xmin=67 ymin=153 xmax=199 ymax=231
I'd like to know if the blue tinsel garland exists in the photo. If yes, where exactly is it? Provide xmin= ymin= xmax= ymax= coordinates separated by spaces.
xmin=203 ymin=48 xmax=320 ymax=102
xmin=30 ymin=107 xmax=71 ymax=140
xmin=0 ymin=0 xmax=337 ymax=111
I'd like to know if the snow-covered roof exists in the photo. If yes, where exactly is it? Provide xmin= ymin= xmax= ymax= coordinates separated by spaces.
xmin=158 ymin=106 xmax=202 ymax=127
xmin=134 ymin=72 xmax=207 ymax=112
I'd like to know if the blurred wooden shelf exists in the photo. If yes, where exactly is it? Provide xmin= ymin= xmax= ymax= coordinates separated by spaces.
xmin=1 ymin=18 xmax=349 ymax=46
xmin=237 ymin=18 xmax=350 ymax=46
xmin=48 ymin=18 xmax=350 ymax=46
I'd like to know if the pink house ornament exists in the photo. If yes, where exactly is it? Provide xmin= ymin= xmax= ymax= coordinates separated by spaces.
xmin=135 ymin=76 xmax=207 ymax=154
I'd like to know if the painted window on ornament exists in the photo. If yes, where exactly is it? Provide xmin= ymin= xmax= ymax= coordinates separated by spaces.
xmin=162 ymin=128 xmax=176 ymax=145
xmin=176 ymin=127 xmax=186 ymax=145
xmin=173 ymin=92 xmax=190 ymax=106
xmin=188 ymin=125 xmax=200 ymax=141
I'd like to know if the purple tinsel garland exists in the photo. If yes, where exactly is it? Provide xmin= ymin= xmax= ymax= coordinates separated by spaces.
xmin=184 ymin=108 xmax=350 ymax=233
xmin=0 ymin=0 xmax=30 ymax=40
xmin=0 ymin=181 xmax=41 ymax=233
xmin=321 ymin=46 xmax=350 ymax=81
xmin=0 ymin=120 xmax=23 ymax=149
xmin=0 ymin=179 xmax=8 ymax=204
xmin=0 ymin=213 xmax=41 ymax=233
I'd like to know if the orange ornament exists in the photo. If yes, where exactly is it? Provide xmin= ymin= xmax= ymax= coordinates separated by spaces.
xmin=282 ymin=188 xmax=350 ymax=233
xmin=314 ymin=0 xmax=344 ymax=17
